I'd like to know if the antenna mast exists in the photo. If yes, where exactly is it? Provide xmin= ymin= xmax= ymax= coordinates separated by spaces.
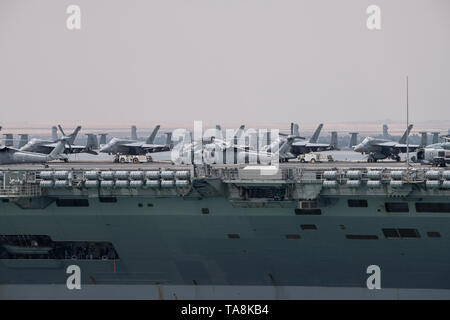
xmin=406 ymin=76 xmax=409 ymax=168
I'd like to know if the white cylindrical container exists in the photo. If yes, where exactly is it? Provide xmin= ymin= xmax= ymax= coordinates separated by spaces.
xmin=175 ymin=180 xmax=189 ymax=187
xmin=390 ymin=171 xmax=404 ymax=180
xmin=54 ymin=171 xmax=69 ymax=180
xmin=367 ymin=170 xmax=382 ymax=180
xmin=390 ymin=180 xmax=404 ymax=188
xmin=146 ymin=171 xmax=160 ymax=180
xmin=130 ymin=180 xmax=143 ymax=188
xmin=425 ymin=170 xmax=441 ymax=180
xmin=85 ymin=180 xmax=99 ymax=188
xmin=146 ymin=180 xmax=160 ymax=188
xmin=115 ymin=171 xmax=129 ymax=180
xmin=367 ymin=180 xmax=381 ymax=188
xmin=101 ymin=171 xmax=115 ymax=180
xmin=323 ymin=171 xmax=338 ymax=180
xmin=161 ymin=180 xmax=175 ymax=188
xmin=129 ymin=171 xmax=144 ymax=180
xmin=346 ymin=170 xmax=361 ymax=180
xmin=40 ymin=171 xmax=54 ymax=180
xmin=115 ymin=180 xmax=129 ymax=188
xmin=101 ymin=181 xmax=114 ymax=188
xmin=175 ymin=171 xmax=190 ymax=179
xmin=160 ymin=171 xmax=175 ymax=179
xmin=40 ymin=180 xmax=54 ymax=188
xmin=322 ymin=180 xmax=337 ymax=188
xmin=54 ymin=180 xmax=69 ymax=188
xmin=346 ymin=180 xmax=361 ymax=188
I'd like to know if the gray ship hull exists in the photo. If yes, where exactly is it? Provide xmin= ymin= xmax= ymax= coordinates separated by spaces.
xmin=0 ymin=164 xmax=449 ymax=299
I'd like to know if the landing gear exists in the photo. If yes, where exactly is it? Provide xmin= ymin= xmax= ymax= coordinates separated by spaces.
xmin=367 ymin=155 xmax=377 ymax=163
xmin=395 ymin=155 xmax=401 ymax=162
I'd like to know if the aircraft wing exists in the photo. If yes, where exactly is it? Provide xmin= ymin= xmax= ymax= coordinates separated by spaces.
xmin=305 ymin=143 xmax=332 ymax=148
xmin=292 ymin=141 xmax=307 ymax=147
xmin=113 ymin=142 xmax=147 ymax=155
xmin=376 ymin=142 xmax=419 ymax=153
xmin=141 ymin=144 xmax=170 ymax=153
xmin=393 ymin=143 xmax=420 ymax=152
xmin=377 ymin=142 xmax=397 ymax=147
xmin=122 ymin=142 xmax=145 ymax=148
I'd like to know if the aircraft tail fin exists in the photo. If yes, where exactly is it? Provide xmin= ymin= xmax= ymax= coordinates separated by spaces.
xmin=98 ymin=134 xmax=108 ymax=145
xmin=234 ymin=125 xmax=245 ymax=140
xmin=166 ymin=132 xmax=173 ymax=148
xmin=432 ymin=132 xmax=440 ymax=144
xmin=419 ymin=132 xmax=428 ymax=147
xmin=349 ymin=132 xmax=358 ymax=148
xmin=398 ymin=124 xmax=413 ymax=144
xmin=383 ymin=124 xmax=389 ymax=139
xmin=85 ymin=134 xmax=99 ymax=150
xmin=290 ymin=123 xmax=300 ymax=137
xmin=146 ymin=125 xmax=160 ymax=144
xmin=48 ymin=139 xmax=66 ymax=160
xmin=3 ymin=134 xmax=13 ymax=147
xmin=131 ymin=126 xmax=137 ymax=140
xmin=18 ymin=134 xmax=29 ymax=148
xmin=330 ymin=131 xmax=338 ymax=150
xmin=52 ymin=126 xmax=58 ymax=141
xmin=58 ymin=125 xmax=81 ymax=145
xmin=215 ymin=125 xmax=223 ymax=140
xmin=309 ymin=124 xmax=323 ymax=143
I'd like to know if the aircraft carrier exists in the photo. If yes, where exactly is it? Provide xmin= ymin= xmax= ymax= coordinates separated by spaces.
xmin=1 ymin=160 xmax=450 ymax=299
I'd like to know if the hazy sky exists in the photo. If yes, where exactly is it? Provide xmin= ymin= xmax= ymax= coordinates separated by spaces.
xmin=0 ymin=0 xmax=449 ymax=126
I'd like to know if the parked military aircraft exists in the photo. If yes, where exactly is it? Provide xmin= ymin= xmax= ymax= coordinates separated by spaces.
xmin=289 ymin=123 xmax=337 ymax=155
xmin=20 ymin=126 xmax=97 ymax=158
xmin=0 ymin=139 xmax=67 ymax=165
xmin=99 ymin=125 xmax=171 ymax=155
xmin=416 ymin=135 xmax=450 ymax=166
xmin=353 ymin=124 xmax=418 ymax=162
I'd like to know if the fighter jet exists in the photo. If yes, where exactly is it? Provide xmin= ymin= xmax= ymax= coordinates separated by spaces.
xmin=20 ymin=126 xmax=97 ymax=158
xmin=0 ymin=139 xmax=67 ymax=165
xmin=290 ymin=123 xmax=337 ymax=155
xmin=353 ymin=124 xmax=419 ymax=162
xmin=99 ymin=125 xmax=171 ymax=155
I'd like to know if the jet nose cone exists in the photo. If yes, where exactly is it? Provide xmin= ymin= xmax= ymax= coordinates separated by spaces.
xmin=353 ymin=144 xmax=361 ymax=152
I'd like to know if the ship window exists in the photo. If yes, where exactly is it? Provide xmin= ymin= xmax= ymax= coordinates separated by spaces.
xmin=295 ymin=208 xmax=322 ymax=215
xmin=56 ymin=199 xmax=89 ymax=207
xmin=385 ymin=202 xmax=409 ymax=213
xmin=138 ymin=203 xmax=143 ymax=207
xmin=347 ymin=199 xmax=368 ymax=207
xmin=427 ymin=232 xmax=441 ymax=238
xmin=2 ymin=199 xmax=9 ymax=203
xmin=99 ymin=197 xmax=117 ymax=203
xmin=415 ymin=203 xmax=450 ymax=213
xmin=285 ymin=234 xmax=301 ymax=239
xmin=227 ymin=234 xmax=240 ymax=239
xmin=201 ymin=208 xmax=209 ymax=214
xmin=301 ymin=224 xmax=317 ymax=230
xmin=147 ymin=203 xmax=153 ymax=207
xmin=382 ymin=228 xmax=400 ymax=238
xmin=346 ymin=235 xmax=378 ymax=240
xmin=398 ymin=229 xmax=420 ymax=238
